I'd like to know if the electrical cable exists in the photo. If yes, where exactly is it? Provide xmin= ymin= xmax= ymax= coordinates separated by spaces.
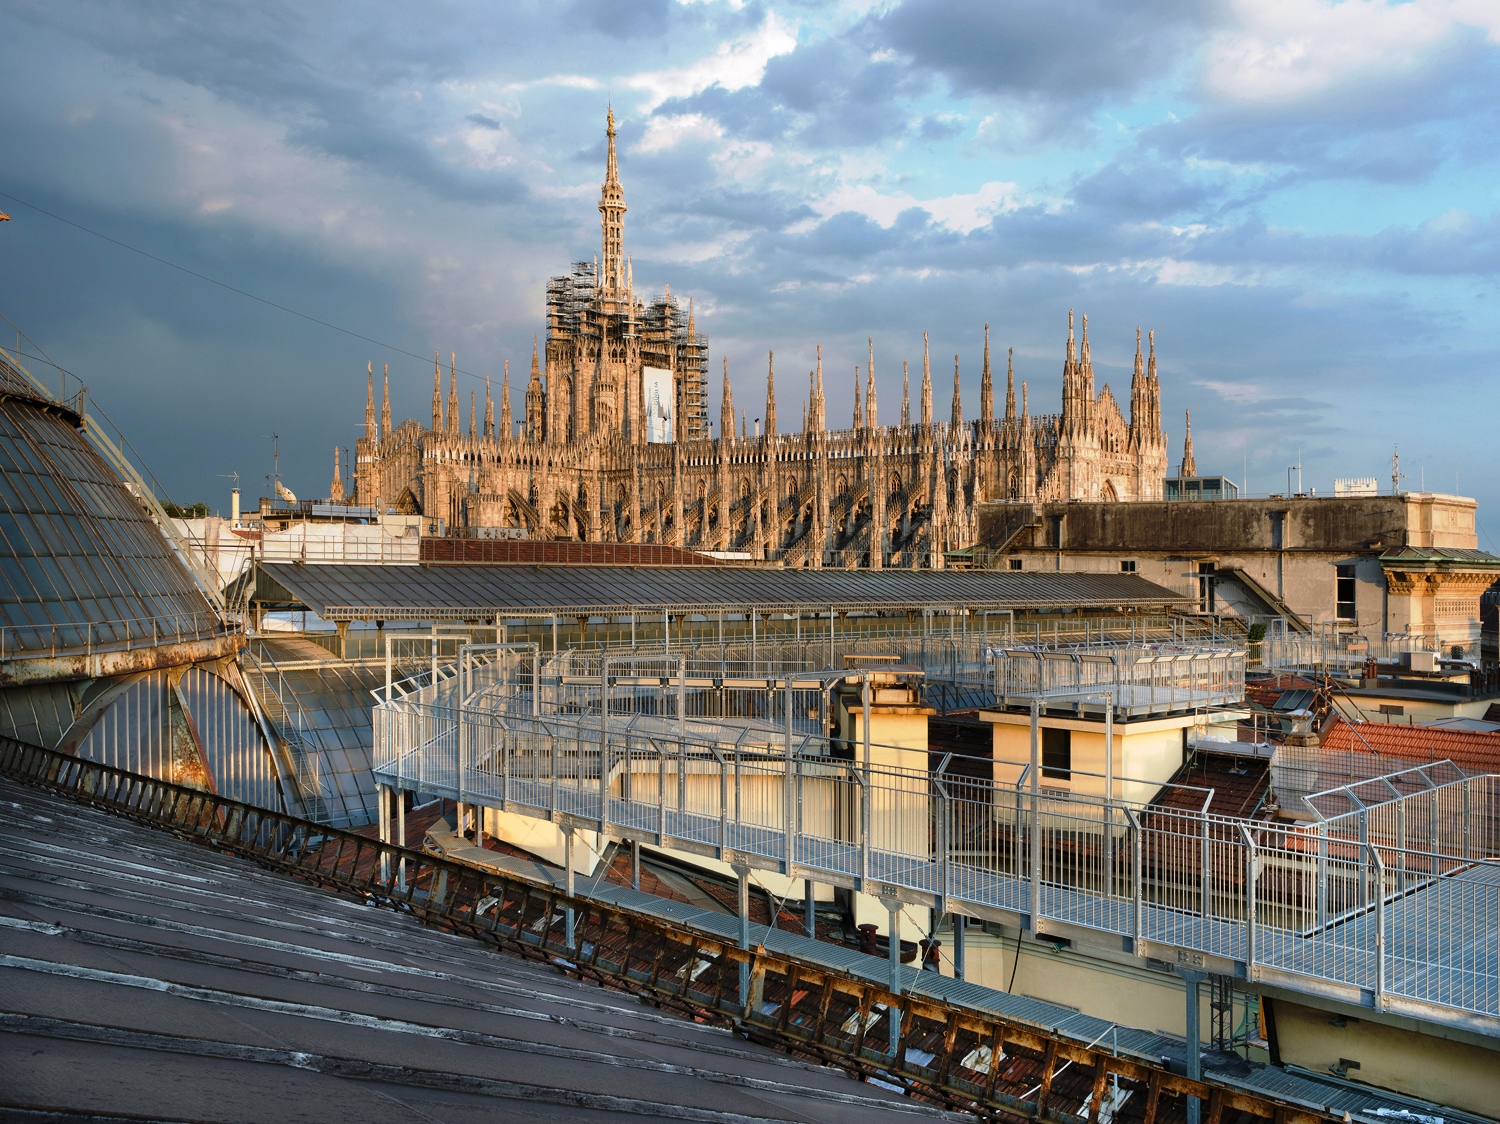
xmin=0 ymin=188 xmax=492 ymax=383
xmin=1005 ymin=923 xmax=1023 ymax=993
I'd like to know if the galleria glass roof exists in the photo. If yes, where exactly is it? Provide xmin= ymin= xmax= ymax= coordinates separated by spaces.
xmin=0 ymin=354 xmax=220 ymax=657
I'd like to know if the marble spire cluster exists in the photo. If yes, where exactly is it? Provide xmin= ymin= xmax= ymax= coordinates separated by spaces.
xmin=353 ymin=112 xmax=1169 ymax=567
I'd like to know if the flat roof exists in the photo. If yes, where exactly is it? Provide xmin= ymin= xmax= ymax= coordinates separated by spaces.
xmin=254 ymin=561 xmax=1191 ymax=621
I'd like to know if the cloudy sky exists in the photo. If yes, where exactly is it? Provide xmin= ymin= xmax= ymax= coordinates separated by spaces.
xmin=2 ymin=0 xmax=1498 ymax=533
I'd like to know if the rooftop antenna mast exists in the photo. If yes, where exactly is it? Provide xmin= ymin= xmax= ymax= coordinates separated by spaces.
xmin=261 ymin=434 xmax=280 ymax=495
xmin=1390 ymin=445 xmax=1407 ymax=495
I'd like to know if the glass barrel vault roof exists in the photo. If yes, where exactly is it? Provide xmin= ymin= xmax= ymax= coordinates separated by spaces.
xmin=0 ymin=354 xmax=219 ymax=658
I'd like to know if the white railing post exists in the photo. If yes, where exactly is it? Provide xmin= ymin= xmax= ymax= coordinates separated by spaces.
xmin=1368 ymin=842 xmax=1388 ymax=1009
xmin=1239 ymin=823 xmax=1257 ymax=976
xmin=1029 ymin=697 xmax=1042 ymax=931
xmin=784 ymin=675 xmax=795 ymax=872
xmin=861 ymin=671 xmax=872 ymax=888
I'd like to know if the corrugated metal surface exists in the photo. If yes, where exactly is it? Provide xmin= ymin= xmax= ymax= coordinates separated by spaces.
xmin=75 ymin=668 xmax=283 ymax=811
xmin=177 ymin=666 xmax=283 ymax=810
xmin=258 ymin=561 xmax=1190 ymax=620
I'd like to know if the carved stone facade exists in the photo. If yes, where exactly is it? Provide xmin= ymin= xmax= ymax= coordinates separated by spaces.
xmin=353 ymin=113 xmax=1170 ymax=567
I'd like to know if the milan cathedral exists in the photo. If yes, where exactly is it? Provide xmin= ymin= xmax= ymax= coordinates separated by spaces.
xmin=354 ymin=111 xmax=1170 ymax=567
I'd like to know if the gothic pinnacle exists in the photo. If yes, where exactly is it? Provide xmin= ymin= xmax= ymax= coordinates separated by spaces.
xmin=901 ymin=360 xmax=910 ymax=427
xmin=920 ymin=332 xmax=933 ymax=427
xmin=980 ymin=324 xmax=994 ymax=425
xmin=765 ymin=351 xmax=777 ymax=436
xmin=499 ymin=359 xmax=512 ymax=437
xmin=865 ymin=344 xmax=877 ymax=429
xmin=381 ymin=363 xmax=391 ymax=441
xmin=447 ymin=352 xmax=460 ymax=434
xmin=1004 ymin=347 xmax=1016 ymax=422
xmin=432 ymin=350 xmax=443 ymax=432
xmin=364 ymin=361 xmax=375 ymax=442
xmin=853 ymin=366 xmax=862 ymax=429
xmin=951 ymin=354 xmax=963 ymax=428
xmin=720 ymin=356 xmax=734 ymax=440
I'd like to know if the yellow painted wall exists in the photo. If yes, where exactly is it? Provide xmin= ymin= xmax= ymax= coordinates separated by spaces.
xmin=941 ymin=927 xmax=1228 ymax=1043
xmin=986 ymin=712 xmax=1196 ymax=805
xmin=1270 ymin=998 xmax=1500 ymax=1116
xmin=483 ymin=808 xmax=601 ymax=876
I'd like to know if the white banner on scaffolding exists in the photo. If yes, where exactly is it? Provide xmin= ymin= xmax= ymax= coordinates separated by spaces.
xmin=642 ymin=366 xmax=674 ymax=444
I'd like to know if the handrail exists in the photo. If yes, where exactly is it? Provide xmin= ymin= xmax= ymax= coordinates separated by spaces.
xmin=0 ymin=735 xmax=1339 ymax=1123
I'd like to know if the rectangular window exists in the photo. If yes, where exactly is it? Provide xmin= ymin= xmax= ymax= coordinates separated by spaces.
xmin=1042 ymin=727 xmax=1071 ymax=780
xmin=1379 ymin=704 xmax=1404 ymax=717
xmin=1119 ymin=560 xmax=1137 ymax=573
xmin=1009 ymin=557 xmax=1023 ymax=570
xmin=1336 ymin=564 xmax=1357 ymax=621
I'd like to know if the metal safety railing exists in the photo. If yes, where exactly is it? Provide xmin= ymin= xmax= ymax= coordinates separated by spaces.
xmin=375 ymin=663 xmax=1500 ymax=1035
xmin=0 ymin=609 xmax=231 ymax=662
xmin=0 ymin=736 xmax=1339 ymax=1124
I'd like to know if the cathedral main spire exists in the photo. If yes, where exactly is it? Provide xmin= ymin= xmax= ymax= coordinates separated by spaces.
xmin=599 ymin=106 xmax=627 ymax=295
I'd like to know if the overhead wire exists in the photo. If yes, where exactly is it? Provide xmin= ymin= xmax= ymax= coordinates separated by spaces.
xmin=0 ymin=187 xmax=494 ymax=384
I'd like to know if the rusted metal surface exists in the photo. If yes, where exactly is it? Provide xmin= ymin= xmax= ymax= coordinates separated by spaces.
xmin=0 ymin=736 xmax=1342 ymax=1124
xmin=0 ymin=632 xmax=243 ymax=688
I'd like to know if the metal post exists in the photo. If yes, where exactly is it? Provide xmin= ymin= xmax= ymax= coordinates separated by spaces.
xmin=861 ymin=671 xmax=872 ymax=888
xmin=1029 ymin=697 xmax=1042 ymax=932
xmin=736 ymin=863 xmax=751 ymax=1010
xmin=564 ymin=827 xmax=576 ymax=950
xmin=1104 ymin=699 xmax=1114 ymax=899
xmin=953 ymin=914 xmax=965 ymax=980
xmin=886 ymin=897 xmax=902 ymax=1055
xmin=1369 ymin=842 xmax=1387 ymax=1011
xmin=1239 ymin=824 xmax=1257 ymax=975
xmin=751 ymin=610 xmax=757 ymax=668
xmin=1180 ymin=968 xmax=1205 ymax=1124
xmin=396 ymin=788 xmax=407 ymax=891
xmin=1200 ymin=807 xmax=1212 ymax=920
xmin=804 ymin=878 xmax=816 ymax=937
xmin=377 ymin=784 xmax=390 ymax=884
xmin=600 ymin=661 xmax=610 ymax=832
xmin=784 ymin=676 xmax=795 ymax=870
xmin=631 ymin=839 xmax=641 ymax=891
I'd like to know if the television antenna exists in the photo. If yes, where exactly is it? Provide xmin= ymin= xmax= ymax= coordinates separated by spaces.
xmin=1390 ymin=445 xmax=1407 ymax=495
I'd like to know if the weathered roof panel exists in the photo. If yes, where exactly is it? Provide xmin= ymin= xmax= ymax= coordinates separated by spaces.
xmin=255 ymin=561 xmax=1192 ymax=620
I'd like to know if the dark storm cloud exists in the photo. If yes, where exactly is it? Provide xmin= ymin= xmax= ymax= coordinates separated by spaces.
xmin=571 ymin=0 xmax=672 ymax=40
xmin=875 ymin=0 xmax=1220 ymax=104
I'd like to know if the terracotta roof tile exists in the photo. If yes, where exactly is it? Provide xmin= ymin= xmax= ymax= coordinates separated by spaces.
xmin=1320 ymin=716 xmax=1500 ymax=773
